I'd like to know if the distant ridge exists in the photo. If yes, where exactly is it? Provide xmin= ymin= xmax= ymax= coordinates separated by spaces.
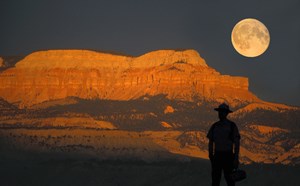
xmin=0 ymin=49 xmax=293 ymax=110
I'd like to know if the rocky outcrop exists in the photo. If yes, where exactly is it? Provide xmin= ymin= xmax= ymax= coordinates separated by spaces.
xmin=0 ymin=57 xmax=4 ymax=67
xmin=164 ymin=106 xmax=175 ymax=114
xmin=0 ymin=49 xmax=259 ymax=108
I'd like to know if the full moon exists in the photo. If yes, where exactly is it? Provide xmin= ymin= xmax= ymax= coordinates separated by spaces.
xmin=231 ymin=18 xmax=270 ymax=57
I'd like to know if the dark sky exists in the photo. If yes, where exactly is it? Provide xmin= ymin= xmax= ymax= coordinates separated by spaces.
xmin=1 ymin=0 xmax=299 ymax=106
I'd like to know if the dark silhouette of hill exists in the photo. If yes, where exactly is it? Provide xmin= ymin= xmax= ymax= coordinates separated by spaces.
xmin=0 ymin=147 xmax=299 ymax=186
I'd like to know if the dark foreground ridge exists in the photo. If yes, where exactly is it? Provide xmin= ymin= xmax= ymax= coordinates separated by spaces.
xmin=1 ymin=150 xmax=299 ymax=186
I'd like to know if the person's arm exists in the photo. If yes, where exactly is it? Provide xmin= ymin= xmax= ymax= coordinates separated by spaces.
xmin=207 ymin=124 xmax=214 ymax=161
xmin=234 ymin=138 xmax=240 ymax=159
xmin=233 ymin=124 xmax=241 ymax=168
xmin=208 ymin=139 xmax=214 ymax=161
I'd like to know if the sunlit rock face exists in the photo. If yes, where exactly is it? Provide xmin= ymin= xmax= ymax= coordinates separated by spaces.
xmin=0 ymin=49 xmax=258 ymax=108
xmin=0 ymin=57 xmax=4 ymax=67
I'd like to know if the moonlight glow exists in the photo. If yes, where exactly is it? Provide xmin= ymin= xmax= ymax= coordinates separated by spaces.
xmin=231 ymin=18 xmax=270 ymax=57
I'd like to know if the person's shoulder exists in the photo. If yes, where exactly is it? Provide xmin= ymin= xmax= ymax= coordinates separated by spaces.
xmin=227 ymin=119 xmax=236 ymax=125
xmin=208 ymin=121 xmax=219 ymax=133
xmin=211 ymin=121 xmax=221 ymax=128
xmin=213 ymin=121 xmax=220 ymax=125
xmin=227 ymin=119 xmax=239 ymax=129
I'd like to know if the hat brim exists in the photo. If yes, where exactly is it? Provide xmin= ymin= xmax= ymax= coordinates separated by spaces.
xmin=214 ymin=108 xmax=233 ymax=113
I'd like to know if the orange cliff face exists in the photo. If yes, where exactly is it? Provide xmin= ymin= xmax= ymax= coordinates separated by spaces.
xmin=0 ymin=49 xmax=259 ymax=108
xmin=0 ymin=57 xmax=5 ymax=67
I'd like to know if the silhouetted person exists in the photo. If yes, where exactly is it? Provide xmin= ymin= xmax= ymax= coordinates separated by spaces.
xmin=207 ymin=103 xmax=240 ymax=186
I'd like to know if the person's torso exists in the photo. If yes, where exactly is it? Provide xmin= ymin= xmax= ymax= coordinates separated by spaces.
xmin=212 ymin=120 xmax=234 ymax=152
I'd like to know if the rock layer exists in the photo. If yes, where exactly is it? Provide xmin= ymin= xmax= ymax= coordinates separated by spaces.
xmin=0 ymin=49 xmax=259 ymax=108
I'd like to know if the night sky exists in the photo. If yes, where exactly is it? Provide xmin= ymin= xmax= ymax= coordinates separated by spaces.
xmin=1 ymin=0 xmax=299 ymax=106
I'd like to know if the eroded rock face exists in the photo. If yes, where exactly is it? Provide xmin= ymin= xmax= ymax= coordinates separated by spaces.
xmin=0 ymin=57 xmax=4 ymax=67
xmin=0 ymin=49 xmax=259 ymax=108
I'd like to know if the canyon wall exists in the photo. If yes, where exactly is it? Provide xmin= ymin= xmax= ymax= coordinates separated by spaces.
xmin=0 ymin=49 xmax=259 ymax=108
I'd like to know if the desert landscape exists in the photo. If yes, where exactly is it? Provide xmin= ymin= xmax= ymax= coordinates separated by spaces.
xmin=0 ymin=49 xmax=299 ymax=185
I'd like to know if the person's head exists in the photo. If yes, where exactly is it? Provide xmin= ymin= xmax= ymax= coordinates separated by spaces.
xmin=214 ymin=103 xmax=233 ymax=120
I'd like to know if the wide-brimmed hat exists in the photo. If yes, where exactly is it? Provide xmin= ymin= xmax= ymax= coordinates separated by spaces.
xmin=214 ymin=103 xmax=233 ymax=113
